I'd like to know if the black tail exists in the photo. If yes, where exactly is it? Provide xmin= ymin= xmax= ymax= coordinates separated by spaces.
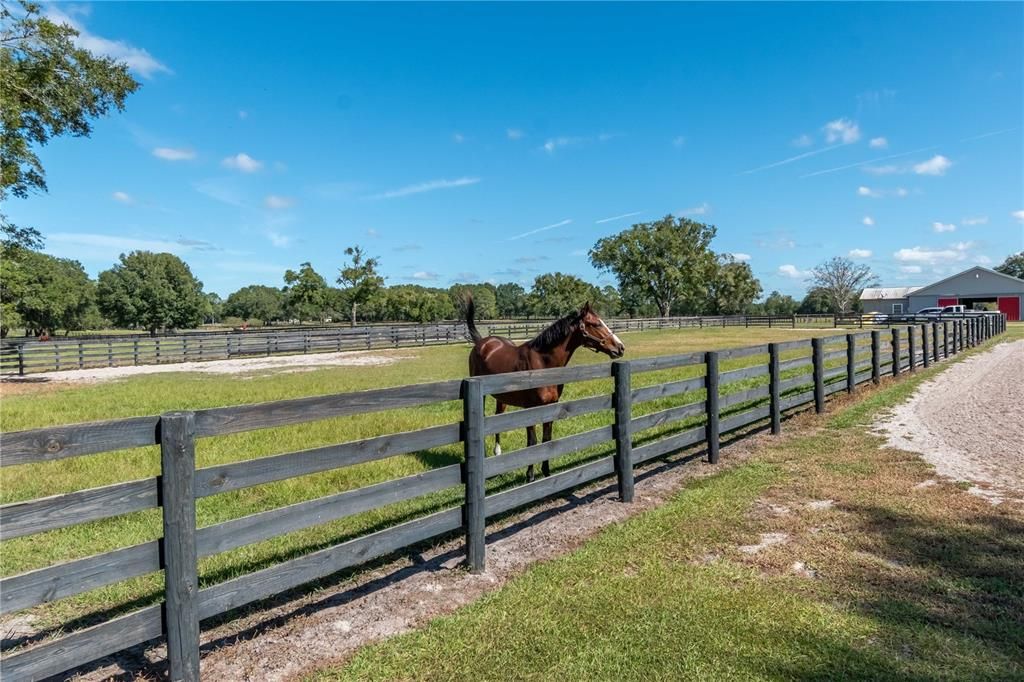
xmin=465 ymin=293 xmax=482 ymax=343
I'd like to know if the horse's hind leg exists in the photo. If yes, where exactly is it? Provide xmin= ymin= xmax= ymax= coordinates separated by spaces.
xmin=524 ymin=425 xmax=538 ymax=482
xmin=541 ymin=421 xmax=553 ymax=477
xmin=493 ymin=401 xmax=506 ymax=456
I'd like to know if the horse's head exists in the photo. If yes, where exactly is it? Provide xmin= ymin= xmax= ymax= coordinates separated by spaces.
xmin=577 ymin=302 xmax=625 ymax=359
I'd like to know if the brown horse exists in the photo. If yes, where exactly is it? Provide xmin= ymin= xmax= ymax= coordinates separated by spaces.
xmin=466 ymin=296 xmax=625 ymax=481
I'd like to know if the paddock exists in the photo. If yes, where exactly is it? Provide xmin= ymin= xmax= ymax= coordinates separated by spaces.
xmin=0 ymin=316 xmax=1005 ymax=680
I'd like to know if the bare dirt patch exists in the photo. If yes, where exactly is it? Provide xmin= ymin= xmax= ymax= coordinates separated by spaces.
xmin=876 ymin=339 xmax=1024 ymax=504
xmin=0 ymin=350 xmax=416 ymax=386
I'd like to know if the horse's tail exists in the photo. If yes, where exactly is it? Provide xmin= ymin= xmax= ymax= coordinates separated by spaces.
xmin=464 ymin=293 xmax=483 ymax=343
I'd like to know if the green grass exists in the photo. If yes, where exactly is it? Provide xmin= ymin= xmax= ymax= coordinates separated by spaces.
xmin=0 ymin=326 xmax=977 ymax=635
xmin=310 ymin=330 xmax=1023 ymax=682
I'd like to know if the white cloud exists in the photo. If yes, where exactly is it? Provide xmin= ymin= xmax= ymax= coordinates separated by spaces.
xmin=801 ymin=145 xmax=938 ymax=178
xmin=452 ymin=132 xmax=465 ymax=143
xmin=45 ymin=7 xmax=170 ymax=78
xmin=913 ymin=154 xmax=952 ymax=176
xmin=238 ymin=110 xmax=249 ymax=120
xmin=264 ymin=195 xmax=294 ymax=209
xmin=932 ymin=222 xmax=956 ymax=233
xmin=863 ymin=164 xmax=901 ymax=175
xmin=857 ymin=185 xmax=907 ymax=198
xmin=508 ymin=218 xmax=572 ymax=241
xmin=869 ymin=137 xmax=888 ymax=149
xmin=506 ymin=128 xmax=524 ymax=140
xmin=960 ymin=216 xmax=988 ymax=226
xmin=791 ymin=134 xmax=814 ymax=148
xmin=672 ymin=135 xmax=687 ymax=147
xmin=366 ymin=228 xmax=379 ymax=237
xmin=48 ymin=232 xmax=183 ymax=254
xmin=900 ymin=265 xmax=922 ymax=274
xmin=893 ymin=241 xmax=973 ymax=266
xmin=408 ymin=271 xmax=439 ymax=281
xmin=265 ymin=230 xmax=291 ymax=248
xmin=849 ymin=248 xmax=872 ymax=258
xmin=152 ymin=147 xmax=195 ymax=161
xmin=1013 ymin=209 xmax=1024 ymax=224
xmin=862 ymin=216 xmax=875 ymax=226
xmin=823 ymin=118 xmax=861 ymax=144
xmin=112 ymin=191 xmax=133 ymax=204
xmin=778 ymin=264 xmax=810 ymax=279
xmin=595 ymin=211 xmax=643 ymax=224
xmin=731 ymin=253 xmax=752 ymax=262
xmin=222 ymin=153 xmax=264 ymax=173
xmin=369 ymin=177 xmax=480 ymax=200
xmin=680 ymin=202 xmax=711 ymax=216
xmin=542 ymin=136 xmax=582 ymax=153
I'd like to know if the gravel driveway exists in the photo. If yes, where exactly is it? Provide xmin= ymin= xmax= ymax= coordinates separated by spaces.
xmin=877 ymin=338 xmax=1024 ymax=504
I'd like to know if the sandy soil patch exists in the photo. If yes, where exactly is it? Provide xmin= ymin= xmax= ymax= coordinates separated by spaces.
xmin=876 ymin=339 xmax=1024 ymax=504
xmin=0 ymin=350 xmax=416 ymax=386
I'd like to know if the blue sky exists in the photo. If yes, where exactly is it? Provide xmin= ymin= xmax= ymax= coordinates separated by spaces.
xmin=11 ymin=2 xmax=1024 ymax=298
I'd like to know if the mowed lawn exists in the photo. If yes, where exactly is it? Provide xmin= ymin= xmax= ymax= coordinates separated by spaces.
xmin=312 ymin=329 xmax=1024 ymax=682
xmin=0 ymin=326 xmax=905 ymax=634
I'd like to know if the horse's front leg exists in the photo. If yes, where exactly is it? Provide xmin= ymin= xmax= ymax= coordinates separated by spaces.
xmin=493 ymin=401 xmax=506 ymax=456
xmin=541 ymin=421 xmax=553 ymax=477
xmin=524 ymin=425 xmax=538 ymax=482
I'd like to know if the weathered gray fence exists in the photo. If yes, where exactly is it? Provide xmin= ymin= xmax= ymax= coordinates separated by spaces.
xmin=0 ymin=314 xmax=1006 ymax=680
xmin=4 ymin=312 xmax=991 ymax=376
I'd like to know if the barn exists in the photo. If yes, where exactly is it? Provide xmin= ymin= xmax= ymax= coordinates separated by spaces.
xmin=861 ymin=266 xmax=1024 ymax=321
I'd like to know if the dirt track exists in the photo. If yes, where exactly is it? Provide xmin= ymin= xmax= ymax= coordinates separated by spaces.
xmin=877 ymin=338 xmax=1024 ymax=504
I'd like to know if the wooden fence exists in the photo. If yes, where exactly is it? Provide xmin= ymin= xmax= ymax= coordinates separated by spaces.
xmin=0 ymin=313 xmax=1006 ymax=680
xmin=0 ymin=311 xmax=971 ymax=376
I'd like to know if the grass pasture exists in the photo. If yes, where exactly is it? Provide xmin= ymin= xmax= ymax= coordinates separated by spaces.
xmin=0 ymin=326 xmax=916 ymax=639
xmin=311 ymin=328 xmax=1024 ymax=682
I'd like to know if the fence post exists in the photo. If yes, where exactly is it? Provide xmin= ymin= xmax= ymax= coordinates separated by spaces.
xmin=768 ymin=343 xmax=781 ymax=435
xmin=942 ymin=322 xmax=949 ymax=358
xmin=932 ymin=323 xmax=940 ymax=363
xmin=846 ymin=333 xmax=856 ymax=394
xmin=891 ymin=328 xmax=901 ymax=376
xmin=17 ymin=344 xmax=25 ymax=376
xmin=907 ymin=325 xmax=916 ymax=372
xmin=611 ymin=361 xmax=635 ymax=502
xmin=705 ymin=351 xmax=720 ymax=464
xmin=921 ymin=324 xmax=930 ymax=369
xmin=871 ymin=330 xmax=881 ymax=384
xmin=159 ymin=412 xmax=200 ymax=682
xmin=79 ymin=341 xmax=85 ymax=369
xmin=462 ymin=378 xmax=486 ymax=573
xmin=812 ymin=338 xmax=825 ymax=413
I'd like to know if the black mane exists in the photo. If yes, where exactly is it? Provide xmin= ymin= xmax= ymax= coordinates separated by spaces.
xmin=528 ymin=311 xmax=581 ymax=351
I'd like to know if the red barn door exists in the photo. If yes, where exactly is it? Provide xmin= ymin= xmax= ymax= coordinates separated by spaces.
xmin=998 ymin=297 xmax=1020 ymax=321
xmin=938 ymin=297 xmax=958 ymax=307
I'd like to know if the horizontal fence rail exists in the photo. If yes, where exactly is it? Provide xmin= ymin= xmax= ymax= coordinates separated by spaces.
xmin=0 ymin=313 xmax=1006 ymax=680
xmin=2 ymin=312 xmax=995 ymax=376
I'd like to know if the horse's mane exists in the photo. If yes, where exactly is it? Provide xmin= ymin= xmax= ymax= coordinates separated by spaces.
xmin=527 ymin=311 xmax=581 ymax=352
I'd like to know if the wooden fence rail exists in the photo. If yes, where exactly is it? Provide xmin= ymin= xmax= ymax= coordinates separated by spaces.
xmin=0 ymin=313 xmax=1006 ymax=680
xmin=4 ymin=312 xmax=995 ymax=376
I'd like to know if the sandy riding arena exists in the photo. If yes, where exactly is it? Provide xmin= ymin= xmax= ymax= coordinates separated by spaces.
xmin=877 ymin=339 xmax=1024 ymax=504
xmin=0 ymin=350 xmax=416 ymax=385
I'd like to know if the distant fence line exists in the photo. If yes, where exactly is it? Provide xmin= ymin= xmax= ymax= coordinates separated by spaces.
xmin=0 ymin=313 xmax=1006 ymax=680
xmin=0 ymin=312 xmax=997 ymax=376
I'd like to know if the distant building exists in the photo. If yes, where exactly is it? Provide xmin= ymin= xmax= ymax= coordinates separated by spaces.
xmin=860 ymin=266 xmax=1024 ymax=321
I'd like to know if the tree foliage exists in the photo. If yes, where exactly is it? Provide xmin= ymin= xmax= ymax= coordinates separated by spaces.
xmin=337 ymin=246 xmax=384 ymax=325
xmin=495 ymin=282 xmax=528 ymax=318
xmin=284 ymin=262 xmax=329 ymax=322
xmin=995 ymin=252 xmax=1024 ymax=280
xmin=449 ymin=283 xmax=497 ymax=319
xmin=760 ymin=290 xmax=800 ymax=316
xmin=0 ymin=248 xmax=94 ymax=335
xmin=1 ymin=1 xmax=139 ymax=237
xmin=374 ymin=285 xmax=455 ymax=322
xmin=590 ymin=215 xmax=718 ymax=317
xmin=798 ymin=287 xmax=833 ymax=314
xmin=223 ymin=285 xmax=284 ymax=324
xmin=527 ymin=272 xmax=600 ymax=317
xmin=97 ymin=251 xmax=206 ymax=334
xmin=808 ymin=256 xmax=877 ymax=314
xmin=707 ymin=258 xmax=762 ymax=315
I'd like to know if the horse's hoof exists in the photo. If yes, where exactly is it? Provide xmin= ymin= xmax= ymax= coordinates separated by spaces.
xmin=494 ymin=444 xmax=502 ymax=457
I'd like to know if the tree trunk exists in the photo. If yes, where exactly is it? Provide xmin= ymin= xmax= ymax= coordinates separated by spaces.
xmin=351 ymin=302 xmax=357 ymax=327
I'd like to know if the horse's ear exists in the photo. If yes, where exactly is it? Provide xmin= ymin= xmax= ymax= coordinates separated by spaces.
xmin=580 ymin=301 xmax=593 ymax=315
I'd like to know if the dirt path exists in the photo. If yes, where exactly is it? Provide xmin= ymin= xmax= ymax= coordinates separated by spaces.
xmin=0 ymin=349 xmax=416 ymax=385
xmin=877 ymin=339 xmax=1024 ymax=504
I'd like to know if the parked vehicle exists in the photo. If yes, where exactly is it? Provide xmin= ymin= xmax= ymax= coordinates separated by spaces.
xmin=915 ymin=307 xmax=944 ymax=316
